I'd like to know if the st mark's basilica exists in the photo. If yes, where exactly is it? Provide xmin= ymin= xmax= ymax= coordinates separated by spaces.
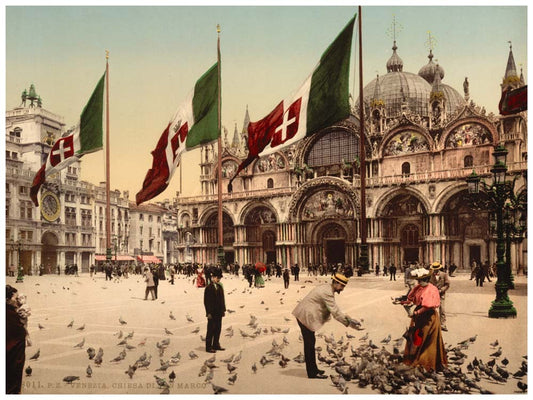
xmin=173 ymin=39 xmax=527 ymax=273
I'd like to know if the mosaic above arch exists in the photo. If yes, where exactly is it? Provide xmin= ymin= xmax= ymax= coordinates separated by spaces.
xmin=302 ymin=189 xmax=354 ymax=221
xmin=445 ymin=123 xmax=492 ymax=148
xmin=244 ymin=206 xmax=277 ymax=225
xmin=254 ymin=153 xmax=286 ymax=173
xmin=221 ymin=160 xmax=239 ymax=178
xmin=384 ymin=131 xmax=429 ymax=156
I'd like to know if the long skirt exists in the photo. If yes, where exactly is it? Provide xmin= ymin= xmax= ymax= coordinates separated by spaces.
xmin=403 ymin=309 xmax=447 ymax=371
xmin=196 ymin=274 xmax=206 ymax=288
xmin=254 ymin=274 xmax=265 ymax=288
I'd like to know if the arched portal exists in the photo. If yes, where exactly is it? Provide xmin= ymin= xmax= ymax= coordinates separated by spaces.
xmin=41 ymin=231 xmax=59 ymax=274
xmin=317 ymin=222 xmax=347 ymax=265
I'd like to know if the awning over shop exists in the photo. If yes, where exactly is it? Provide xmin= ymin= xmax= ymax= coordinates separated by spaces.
xmin=137 ymin=255 xmax=162 ymax=264
xmin=95 ymin=255 xmax=136 ymax=261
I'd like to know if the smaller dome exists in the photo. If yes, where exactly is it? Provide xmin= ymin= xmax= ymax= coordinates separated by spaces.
xmin=418 ymin=50 xmax=444 ymax=84
xmin=386 ymin=41 xmax=403 ymax=73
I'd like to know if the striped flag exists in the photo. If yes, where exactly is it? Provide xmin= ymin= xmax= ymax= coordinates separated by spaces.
xmin=30 ymin=73 xmax=105 ymax=206
xmin=228 ymin=15 xmax=355 ymax=191
xmin=136 ymin=62 xmax=219 ymax=205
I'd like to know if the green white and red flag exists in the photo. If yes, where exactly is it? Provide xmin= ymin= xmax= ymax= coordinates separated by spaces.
xmin=136 ymin=62 xmax=219 ymax=205
xmin=30 ymin=73 xmax=105 ymax=206
xmin=228 ymin=15 xmax=355 ymax=191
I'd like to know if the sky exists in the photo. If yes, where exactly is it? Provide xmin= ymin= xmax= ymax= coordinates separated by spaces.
xmin=4 ymin=3 xmax=528 ymax=203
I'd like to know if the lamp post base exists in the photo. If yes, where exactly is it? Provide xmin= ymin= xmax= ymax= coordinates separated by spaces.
xmin=16 ymin=266 xmax=24 ymax=283
xmin=488 ymin=283 xmax=517 ymax=318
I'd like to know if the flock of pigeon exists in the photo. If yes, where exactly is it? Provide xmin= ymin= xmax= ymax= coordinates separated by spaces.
xmin=21 ymin=277 xmax=528 ymax=394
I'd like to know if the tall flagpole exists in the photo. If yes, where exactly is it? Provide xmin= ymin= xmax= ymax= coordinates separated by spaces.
xmin=105 ymin=50 xmax=112 ymax=261
xmin=358 ymin=7 xmax=369 ymax=274
xmin=217 ymin=24 xmax=224 ymax=267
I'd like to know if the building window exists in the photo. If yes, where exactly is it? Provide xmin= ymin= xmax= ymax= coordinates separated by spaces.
xmin=307 ymin=130 xmax=359 ymax=169
xmin=19 ymin=201 xmax=32 ymax=219
xmin=402 ymin=162 xmax=411 ymax=176
xmin=148 ymin=215 xmax=153 ymax=222
xmin=65 ymin=207 xmax=77 ymax=226
xmin=464 ymin=155 xmax=474 ymax=168
xmin=139 ymin=213 xmax=144 ymax=221
xmin=267 ymin=178 xmax=274 ymax=189
xmin=19 ymin=186 xmax=28 ymax=196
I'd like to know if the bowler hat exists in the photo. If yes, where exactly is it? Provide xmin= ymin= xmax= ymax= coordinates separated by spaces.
xmin=332 ymin=273 xmax=349 ymax=286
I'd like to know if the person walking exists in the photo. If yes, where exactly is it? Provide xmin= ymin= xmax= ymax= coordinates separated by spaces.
xmin=292 ymin=273 xmax=360 ymax=379
xmin=283 ymin=267 xmax=290 ymax=289
xmin=429 ymin=262 xmax=450 ymax=331
xmin=475 ymin=264 xmax=484 ymax=287
xmin=375 ymin=263 xmax=380 ymax=276
xmin=204 ymin=268 xmax=226 ymax=353
xmin=448 ymin=262 xmax=457 ymax=277
xmin=389 ymin=264 xmax=397 ymax=281
xmin=143 ymin=267 xmax=156 ymax=300
xmin=293 ymin=264 xmax=300 ymax=281
xmin=152 ymin=266 xmax=160 ymax=299
xmin=401 ymin=268 xmax=447 ymax=371
xmin=482 ymin=260 xmax=492 ymax=283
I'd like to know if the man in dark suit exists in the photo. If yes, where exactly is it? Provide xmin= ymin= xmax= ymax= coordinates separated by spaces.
xmin=203 ymin=268 xmax=226 ymax=353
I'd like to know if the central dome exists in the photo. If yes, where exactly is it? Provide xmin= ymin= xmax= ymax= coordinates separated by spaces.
xmin=357 ymin=43 xmax=466 ymax=119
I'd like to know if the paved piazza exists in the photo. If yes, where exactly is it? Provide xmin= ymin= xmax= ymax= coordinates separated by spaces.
xmin=7 ymin=270 xmax=527 ymax=395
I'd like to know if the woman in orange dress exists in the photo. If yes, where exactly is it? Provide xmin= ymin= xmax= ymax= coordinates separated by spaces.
xmin=401 ymin=268 xmax=447 ymax=371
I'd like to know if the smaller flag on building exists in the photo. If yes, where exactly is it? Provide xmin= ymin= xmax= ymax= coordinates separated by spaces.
xmin=30 ymin=73 xmax=105 ymax=206
xmin=499 ymin=85 xmax=527 ymax=115
xmin=136 ymin=62 xmax=219 ymax=205
xmin=228 ymin=15 xmax=355 ymax=192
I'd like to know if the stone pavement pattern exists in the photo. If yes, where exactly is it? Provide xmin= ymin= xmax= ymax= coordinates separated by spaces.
xmin=8 ymin=271 xmax=528 ymax=395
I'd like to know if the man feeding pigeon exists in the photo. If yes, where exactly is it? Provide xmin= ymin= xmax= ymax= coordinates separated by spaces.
xmin=292 ymin=273 xmax=360 ymax=379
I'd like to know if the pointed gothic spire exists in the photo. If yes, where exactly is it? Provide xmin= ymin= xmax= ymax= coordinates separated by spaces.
xmin=371 ymin=74 xmax=384 ymax=107
xmin=241 ymin=105 xmax=250 ymax=134
xmin=232 ymin=122 xmax=240 ymax=148
xmin=503 ymin=41 xmax=519 ymax=88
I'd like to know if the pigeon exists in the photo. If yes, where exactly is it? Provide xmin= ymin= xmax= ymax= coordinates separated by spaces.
xmin=63 ymin=376 xmax=80 ymax=384
xmin=381 ymin=334 xmax=392 ymax=344
xmin=38 ymin=323 xmax=45 ymax=330
xmin=233 ymin=351 xmax=242 ymax=364
xmin=86 ymin=365 xmax=92 ymax=378
xmin=359 ymin=333 xmax=369 ymax=341
xmin=87 ymin=347 xmax=96 ymax=360
xmin=164 ymin=328 xmax=173 ymax=335
xmin=125 ymin=364 xmax=137 ymax=379
xmin=25 ymin=365 xmax=32 ymax=376
xmin=186 ymin=314 xmax=194 ymax=323
xmin=154 ymin=375 xmax=169 ymax=389
xmin=490 ymin=339 xmax=499 ymax=348
xmin=77 ymin=324 xmax=86 ymax=331
xmin=211 ymin=383 xmax=229 ymax=394
xmin=251 ymin=363 xmax=257 ymax=374
xmin=517 ymin=381 xmax=527 ymax=393
xmin=29 ymin=349 xmax=40 ymax=360
xmin=110 ymin=350 xmax=126 ymax=362
xmin=115 ymin=330 xmax=123 ymax=339
xmin=169 ymin=311 xmax=176 ymax=320
xmin=119 ymin=316 xmax=127 ymax=325
xmin=191 ymin=327 xmax=200 ymax=334
xmin=227 ymin=363 xmax=237 ymax=373
xmin=228 ymin=373 xmax=238 ymax=385
xmin=160 ymin=386 xmax=170 ymax=395
xmin=189 ymin=351 xmax=198 ymax=359
xmin=490 ymin=347 xmax=502 ymax=358
xmin=125 ymin=331 xmax=135 ymax=340
xmin=67 ymin=320 xmax=74 ymax=328
xmin=221 ymin=354 xmax=234 ymax=363
xmin=74 ymin=338 xmax=85 ymax=348
xmin=138 ymin=338 xmax=147 ymax=346
xmin=169 ymin=370 xmax=176 ymax=382
xmin=501 ymin=357 xmax=509 ymax=366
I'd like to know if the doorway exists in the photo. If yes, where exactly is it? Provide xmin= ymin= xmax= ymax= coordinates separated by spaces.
xmin=403 ymin=248 xmax=419 ymax=264
xmin=469 ymin=245 xmax=481 ymax=267
xmin=326 ymin=239 xmax=345 ymax=264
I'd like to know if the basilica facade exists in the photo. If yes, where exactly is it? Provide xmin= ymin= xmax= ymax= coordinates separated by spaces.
xmin=173 ymin=41 xmax=527 ymax=273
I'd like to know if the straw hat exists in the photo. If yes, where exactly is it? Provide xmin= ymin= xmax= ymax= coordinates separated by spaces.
xmin=332 ymin=273 xmax=349 ymax=286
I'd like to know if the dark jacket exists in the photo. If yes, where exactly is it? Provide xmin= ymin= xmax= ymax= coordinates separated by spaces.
xmin=6 ymin=303 xmax=26 ymax=394
xmin=204 ymin=282 xmax=226 ymax=318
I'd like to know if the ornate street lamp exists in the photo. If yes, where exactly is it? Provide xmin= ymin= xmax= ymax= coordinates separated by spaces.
xmin=10 ymin=238 xmax=25 ymax=283
xmin=465 ymin=143 xmax=524 ymax=318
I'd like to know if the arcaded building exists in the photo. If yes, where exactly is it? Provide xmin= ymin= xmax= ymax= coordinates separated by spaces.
xmin=174 ymin=41 xmax=527 ymax=272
